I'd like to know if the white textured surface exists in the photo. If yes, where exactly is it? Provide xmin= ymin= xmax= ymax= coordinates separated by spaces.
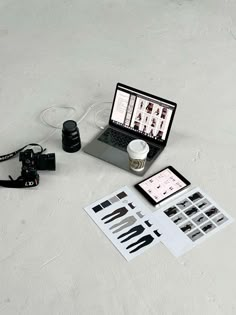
xmin=0 ymin=1 xmax=236 ymax=314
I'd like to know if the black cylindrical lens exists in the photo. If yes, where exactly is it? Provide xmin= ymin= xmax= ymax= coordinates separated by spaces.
xmin=37 ymin=153 xmax=56 ymax=171
xmin=62 ymin=120 xmax=81 ymax=153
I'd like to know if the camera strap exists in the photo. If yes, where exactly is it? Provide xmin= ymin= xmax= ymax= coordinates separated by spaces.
xmin=0 ymin=143 xmax=45 ymax=162
xmin=0 ymin=176 xmax=39 ymax=188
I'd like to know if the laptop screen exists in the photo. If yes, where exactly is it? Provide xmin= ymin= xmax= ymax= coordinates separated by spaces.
xmin=110 ymin=84 xmax=176 ymax=144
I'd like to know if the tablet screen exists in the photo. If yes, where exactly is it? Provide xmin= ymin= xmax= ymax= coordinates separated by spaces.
xmin=135 ymin=166 xmax=191 ymax=206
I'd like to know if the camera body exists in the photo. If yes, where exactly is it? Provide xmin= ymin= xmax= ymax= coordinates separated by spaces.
xmin=18 ymin=149 xmax=56 ymax=187
xmin=0 ymin=145 xmax=56 ymax=188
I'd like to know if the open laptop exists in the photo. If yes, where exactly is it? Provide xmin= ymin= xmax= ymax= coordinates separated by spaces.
xmin=84 ymin=83 xmax=177 ymax=176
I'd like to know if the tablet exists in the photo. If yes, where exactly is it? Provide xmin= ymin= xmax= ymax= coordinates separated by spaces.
xmin=135 ymin=166 xmax=191 ymax=206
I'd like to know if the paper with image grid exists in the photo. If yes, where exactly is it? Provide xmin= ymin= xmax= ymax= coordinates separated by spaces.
xmin=152 ymin=187 xmax=234 ymax=257
xmin=84 ymin=186 xmax=161 ymax=261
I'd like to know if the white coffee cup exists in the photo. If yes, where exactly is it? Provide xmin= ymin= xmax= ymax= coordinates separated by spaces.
xmin=127 ymin=139 xmax=149 ymax=172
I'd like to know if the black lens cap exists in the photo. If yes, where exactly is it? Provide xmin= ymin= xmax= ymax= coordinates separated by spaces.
xmin=62 ymin=120 xmax=81 ymax=153
xmin=63 ymin=120 xmax=77 ymax=133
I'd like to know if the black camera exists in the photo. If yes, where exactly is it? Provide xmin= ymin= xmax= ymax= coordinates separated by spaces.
xmin=18 ymin=149 xmax=56 ymax=187
xmin=19 ymin=149 xmax=55 ymax=172
xmin=0 ymin=146 xmax=56 ymax=188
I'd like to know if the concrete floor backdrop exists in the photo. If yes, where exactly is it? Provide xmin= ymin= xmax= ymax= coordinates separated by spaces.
xmin=0 ymin=0 xmax=236 ymax=314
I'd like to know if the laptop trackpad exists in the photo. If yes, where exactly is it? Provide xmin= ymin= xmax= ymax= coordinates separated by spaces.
xmin=95 ymin=142 xmax=129 ymax=168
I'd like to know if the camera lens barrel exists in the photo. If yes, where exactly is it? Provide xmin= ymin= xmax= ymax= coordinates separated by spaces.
xmin=62 ymin=120 xmax=81 ymax=153
xmin=37 ymin=153 xmax=56 ymax=171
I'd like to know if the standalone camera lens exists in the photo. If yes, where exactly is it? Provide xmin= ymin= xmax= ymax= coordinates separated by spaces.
xmin=62 ymin=120 xmax=81 ymax=153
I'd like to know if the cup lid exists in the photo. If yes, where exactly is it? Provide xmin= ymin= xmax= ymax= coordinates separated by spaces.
xmin=127 ymin=139 xmax=149 ymax=155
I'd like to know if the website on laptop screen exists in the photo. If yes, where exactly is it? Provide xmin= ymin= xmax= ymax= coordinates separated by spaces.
xmin=110 ymin=86 xmax=175 ymax=142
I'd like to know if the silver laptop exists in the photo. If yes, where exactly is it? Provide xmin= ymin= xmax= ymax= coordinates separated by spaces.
xmin=84 ymin=83 xmax=177 ymax=176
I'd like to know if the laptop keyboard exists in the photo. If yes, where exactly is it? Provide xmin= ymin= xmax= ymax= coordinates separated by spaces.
xmin=98 ymin=128 xmax=160 ymax=160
